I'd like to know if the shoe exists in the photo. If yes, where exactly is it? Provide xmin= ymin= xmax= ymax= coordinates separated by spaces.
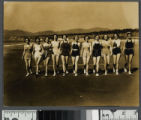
xmin=75 ymin=73 xmax=78 ymax=76
xmin=93 ymin=69 xmax=95 ymax=74
xmin=128 ymin=71 xmax=132 ymax=75
xmin=62 ymin=73 xmax=65 ymax=76
xmin=113 ymin=68 xmax=115 ymax=73
xmin=73 ymin=70 xmax=75 ymax=74
xmin=84 ymin=69 xmax=86 ymax=74
xmin=26 ymin=73 xmax=29 ymax=77
xmin=105 ymin=71 xmax=107 ymax=75
xmin=124 ymin=68 xmax=127 ymax=72
xmin=36 ymin=72 xmax=39 ymax=75
xmin=66 ymin=70 xmax=69 ymax=74
xmin=96 ymin=73 xmax=99 ymax=76
xmin=53 ymin=72 xmax=56 ymax=76
xmin=45 ymin=73 xmax=48 ymax=76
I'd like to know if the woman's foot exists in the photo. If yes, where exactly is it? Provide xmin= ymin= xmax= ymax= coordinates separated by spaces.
xmin=75 ymin=73 xmax=78 ymax=76
xmin=26 ymin=73 xmax=30 ymax=77
xmin=66 ymin=70 xmax=69 ymax=74
xmin=45 ymin=73 xmax=48 ymax=76
xmin=53 ymin=72 xmax=56 ymax=76
xmin=105 ymin=71 xmax=107 ymax=75
xmin=113 ymin=68 xmax=115 ymax=73
xmin=84 ymin=69 xmax=86 ymax=74
xmin=62 ymin=73 xmax=65 ymax=76
xmin=93 ymin=69 xmax=95 ymax=74
xmin=96 ymin=73 xmax=99 ymax=76
xmin=36 ymin=72 xmax=39 ymax=75
xmin=124 ymin=68 xmax=127 ymax=72
xmin=128 ymin=71 xmax=132 ymax=75
xmin=73 ymin=70 xmax=75 ymax=74
xmin=116 ymin=70 xmax=119 ymax=75
xmin=86 ymin=72 xmax=89 ymax=76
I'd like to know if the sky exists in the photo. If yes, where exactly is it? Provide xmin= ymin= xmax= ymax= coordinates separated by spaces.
xmin=4 ymin=2 xmax=139 ymax=33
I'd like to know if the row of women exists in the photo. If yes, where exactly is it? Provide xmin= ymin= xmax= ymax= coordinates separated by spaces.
xmin=22 ymin=32 xmax=135 ymax=77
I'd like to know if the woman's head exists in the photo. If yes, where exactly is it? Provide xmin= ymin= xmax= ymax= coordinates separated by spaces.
xmin=63 ymin=35 xmax=67 ymax=40
xmin=84 ymin=36 xmax=89 ymax=42
xmin=35 ymin=37 xmax=40 ymax=44
xmin=74 ymin=35 xmax=79 ymax=42
xmin=103 ymin=35 xmax=108 ymax=40
xmin=44 ymin=37 xmax=49 ymax=43
xmin=24 ymin=37 xmax=30 ymax=44
xmin=127 ymin=32 xmax=132 ymax=38
xmin=54 ymin=34 xmax=58 ymax=41
xmin=113 ymin=34 xmax=119 ymax=39
xmin=95 ymin=35 xmax=100 ymax=40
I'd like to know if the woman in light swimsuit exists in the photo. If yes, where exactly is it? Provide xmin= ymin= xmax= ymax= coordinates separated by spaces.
xmin=22 ymin=37 xmax=33 ymax=77
xmin=51 ymin=35 xmax=61 ymax=76
xmin=92 ymin=35 xmax=102 ymax=76
xmin=60 ymin=35 xmax=71 ymax=76
xmin=81 ymin=36 xmax=91 ymax=76
xmin=71 ymin=35 xmax=80 ymax=76
xmin=101 ymin=35 xmax=112 ymax=75
xmin=123 ymin=32 xmax=135 ymax=74
xmin=112 ymin=34 xmax=121 ymax=75
xmin=33 ymin=37 xmax=44 ymax=75
xmin=43 ymin=37 xmax=52 ymax=76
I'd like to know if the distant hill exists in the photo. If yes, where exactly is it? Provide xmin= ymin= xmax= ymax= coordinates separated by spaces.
xmin=4 ymin=28 xmax=139 ymax=42
xmin=35 ymin=27 xmax=110 ymax=35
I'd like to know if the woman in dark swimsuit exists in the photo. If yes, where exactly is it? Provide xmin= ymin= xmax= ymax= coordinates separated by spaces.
xmin=91 ymin=35 xmax=102 ymax=76
xmin=71 ymin=35 xmax=80 ymax=76
xmin=60 ymin=35 xmax=71 ymax=76
xmin=43 ymin=37 xmax=52 ymax=76
xmin=124 ymin=32 xmax=135 ymax=74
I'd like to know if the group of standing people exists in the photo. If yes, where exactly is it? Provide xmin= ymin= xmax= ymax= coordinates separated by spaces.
xmin=22 ymin=32 xmax=135 ymax=77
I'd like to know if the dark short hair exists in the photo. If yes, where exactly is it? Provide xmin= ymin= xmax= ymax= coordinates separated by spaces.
xmin=113 ymin=33 xmax=119 ymax=38
xmin=35 ymin=37 xmax=40 ymax=43
xmin=103 ymin=35 xmax=109 ymax=40
xmin=84 ymin=36 xmax=89 ymax=40
xmin=24 ymin=37 xmax=30 ymax=43
xmin=95 ymin=35 xmax=100 ymax=39
xmin=127 ymin=32 xmax=132 ymax=36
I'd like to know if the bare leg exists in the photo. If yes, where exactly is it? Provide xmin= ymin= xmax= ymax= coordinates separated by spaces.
xmin=24 ymin=59 xmax=29 ymax=76
xmin=75 ymin=56 xmax=79 ymax=76
xmin=83 ymin=55 xmax=86 ymax=74
xmin=65 ymin=56 xmax=69 ymax=73
xmin=116 ymin=54 xmax=121 ymax=74
xmin=45 ymin=57 xmax=50 ymax=76
xmin=96 ymin=56 xmax=100 ymax=76
xmin=72 ymin=57 xmax=75 ymax=73
xmin=56 ymin=55 xmax=60 ymax=74
xmin=93 ymin=57 xmax=96 ymax=73
xmin=113 ymin=55 xmax=116 ymax=72
xmin=86 ymin=55 xmax=90 ymax=75
xmin=36 ymin=56 xmax=41 ymax=75
xmin=28 ymin=59 xmax=32 ymax=74
xmin=52 ymin=54 xmax=56 ymax=76
xmin=61 ymin=56 xmax=66 ymax=75
xmin=124 ymin=55 xmax=129 ymax=72
xmin=129 ymin=54 xmax=133 ymax=74
xmin=103 ymin=55 xmax=107 ymax=74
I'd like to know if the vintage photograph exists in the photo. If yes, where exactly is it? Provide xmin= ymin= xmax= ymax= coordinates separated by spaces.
xmin=2 ymin=110 xmax=83 ymax=120
xmin=4 ymin=2 xmax=139 ymax=106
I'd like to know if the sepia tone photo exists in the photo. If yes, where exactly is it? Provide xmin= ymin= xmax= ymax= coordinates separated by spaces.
xmin=4 ymin=2 xmax=139 ymax=106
